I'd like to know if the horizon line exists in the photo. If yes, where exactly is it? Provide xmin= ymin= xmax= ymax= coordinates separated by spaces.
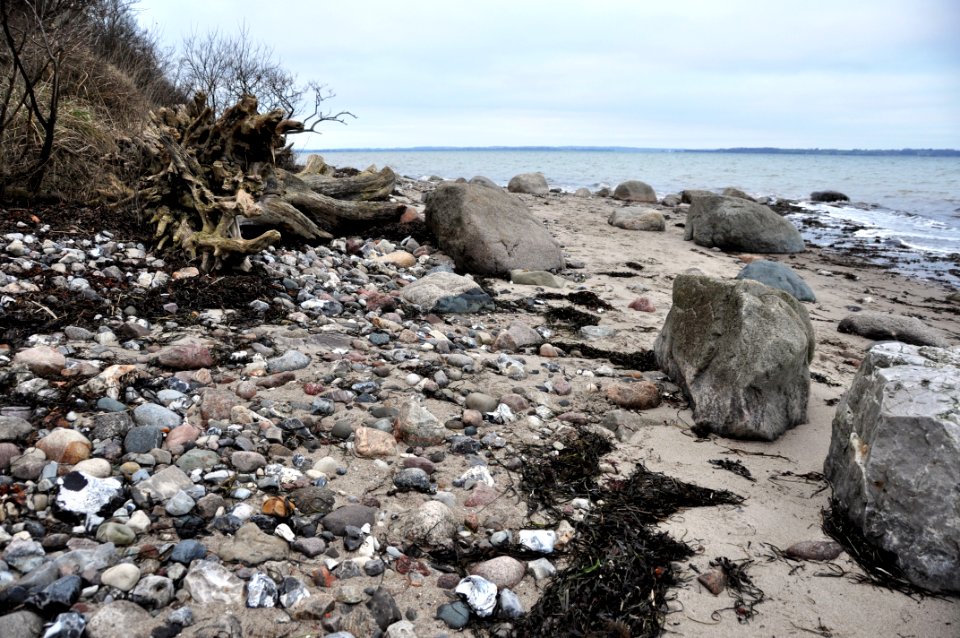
xmin=300 ymin=145 xmax=960 ymax=155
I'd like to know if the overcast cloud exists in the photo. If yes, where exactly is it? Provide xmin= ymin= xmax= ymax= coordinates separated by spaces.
xmin=134 ymin=0 xmax=960 ymax=150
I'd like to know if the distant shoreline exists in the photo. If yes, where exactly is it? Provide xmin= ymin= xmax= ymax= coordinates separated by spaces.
xmin=306 ymin=146 xmax=960 ymax=157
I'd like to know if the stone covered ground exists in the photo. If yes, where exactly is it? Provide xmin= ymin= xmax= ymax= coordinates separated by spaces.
xmin=0 ymin=179 xmax=958 ymax=638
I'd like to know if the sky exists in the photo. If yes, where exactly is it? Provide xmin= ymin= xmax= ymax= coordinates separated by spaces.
xmin=134 ymin=0 xmax=960 ymax=150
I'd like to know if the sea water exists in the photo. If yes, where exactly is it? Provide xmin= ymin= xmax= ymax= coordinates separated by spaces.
xmin=302 ymin=149 xmax=960 ymax=287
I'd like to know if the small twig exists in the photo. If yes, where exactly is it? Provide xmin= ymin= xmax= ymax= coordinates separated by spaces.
xmin=790 ymin=618 xmax=834 ymax=637
xmin=27 ymin=299 xmax=58 ymax=320
xmin=719 ymin=445 xmax=792 ymax=461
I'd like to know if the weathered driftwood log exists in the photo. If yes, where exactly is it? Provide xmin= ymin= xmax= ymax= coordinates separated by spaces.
xmin=297 ymin=165 xmax=398 ymax=201
xmin=113 ymin=93 xmax=402 ymax=271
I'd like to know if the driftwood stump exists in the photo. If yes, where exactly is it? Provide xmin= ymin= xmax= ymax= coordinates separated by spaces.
xmin=112 ymin=93 xmax=403 ymax=271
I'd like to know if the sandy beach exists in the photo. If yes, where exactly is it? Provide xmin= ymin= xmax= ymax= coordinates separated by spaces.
xmin=503 ymin=188 xmax=960 ymax=636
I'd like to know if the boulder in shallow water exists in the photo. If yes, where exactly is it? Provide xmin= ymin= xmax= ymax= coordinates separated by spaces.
xmin=506 ymin=172 xmax=548 ymax=196
xmin=425 ymin=183 xmax=564 ymax=275
xmin=824 ymin=342 xmax=960 ymax=592
xmin=735 ymin=260 xmax=816 ymax=302
xmin=654 ymin=274 xmax=814 ymax=440
xmin=613 ymin=180 xmax=657 ymax=203
xmin=811 ymin=190 xmax=849 ymax=202
xmin=838 ymin=311 xmax=948 ymax=347
xmin=684 ymin=194 xmax=805 ymax=253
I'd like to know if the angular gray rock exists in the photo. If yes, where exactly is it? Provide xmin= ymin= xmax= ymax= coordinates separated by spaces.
xmin=130 ymin=466 xmax=193 ymax=506
xmin=183 ymin=561 xmax=244 ymax=604
xmin=123 ymin=425 xmax=163 ymax=454
xmin=613 ymin=180 xmax=657 ymax=203
xmin=0 ymin=415 xmax=33 ymax=441
xmin=824 ymin=342 xmax=960 ymax=592
xmin=218 ymin=523 xmax=288 ymax=565
xmin=506 ymin=172 xmax=548 ymax=196
xmin=654 ymin=274 xmax=815 ymax=440
xmin=735 ymin=260 xmax=816 ymax=302
xmin=425 ymin=182 xmax=564 ymax=275
xmin=321 ymin=504 xmax=377 ymax=536
xmin=399 ymin=271 xmax=493 ymax=314
xmin=838 ymin=311 xmax=948 ymax=347
xmin=684 ymin=194 xmax=805 ymax=253
xmin=132 ymin=403 xmax=181 ymax=429
xmin=130 ymin=575 xmax=175 ymax=609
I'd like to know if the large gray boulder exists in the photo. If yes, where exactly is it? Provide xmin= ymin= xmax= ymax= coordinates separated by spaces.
xmin=506 ymin=172 xmax=548 ymax=196
xmin=824 ymin=342 xmax=960 ymax=592
xmin=838 ymin=311 xmax=948 ymax=347
xmin=684 ymin=194 xmax=805 ymax=253
xmin=613 ymin=180 xmax=657 ymax=203
xmin=736 ymin=260 xmax=816 ymax=302
xmin=654 ymin=274 xmax=815 ymax=440
xmin=681 ymin=189 xmax=713 ymax=204
xmin=425 ymin=183 xmax=564 ymax=275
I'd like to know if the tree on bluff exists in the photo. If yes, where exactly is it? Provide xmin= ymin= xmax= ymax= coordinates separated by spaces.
xmin=0 ymin=0 xmax=181 ymax=198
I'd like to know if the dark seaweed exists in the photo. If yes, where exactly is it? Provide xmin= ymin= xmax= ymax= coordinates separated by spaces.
xmin=536 ymin=290 xmax=615 ymax=311
xmin=551 ymin=341 xmax=658 ymax=371
xmin=544 ymin=306 xmax=601 ymax=330
xmin=709 ymin=458 xmax=756 ymax=482
xmin=502 ymin=430 xmax=743 ymax=637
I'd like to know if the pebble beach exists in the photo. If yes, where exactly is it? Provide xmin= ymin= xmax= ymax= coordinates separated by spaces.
xmin=0 ymin=172 xmax=958 ymax=638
